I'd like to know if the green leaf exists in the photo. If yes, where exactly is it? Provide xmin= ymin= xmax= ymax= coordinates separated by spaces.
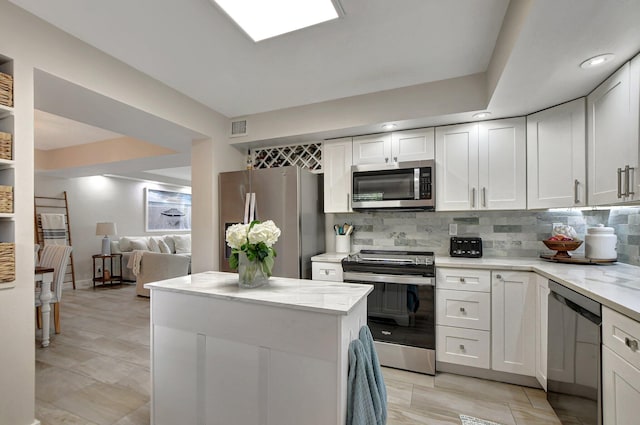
xmin=261 ymin=255 xmax=275 ymax=276
xmin=228 ymin=252 xmax=239 ymax=270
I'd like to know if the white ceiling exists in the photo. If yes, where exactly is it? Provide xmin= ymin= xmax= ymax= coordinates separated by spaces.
xmin=16 ymin=0 xmax=640 ymax=183
xmin=35 ymin=110 xmax=123 ymax=150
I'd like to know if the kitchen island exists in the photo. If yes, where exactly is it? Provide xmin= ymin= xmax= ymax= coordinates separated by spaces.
xmin=144 ymin=271 xmax=372 ymax=425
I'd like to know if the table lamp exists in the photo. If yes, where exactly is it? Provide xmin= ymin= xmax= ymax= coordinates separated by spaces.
xmin=96 ymin=222 xmax=117 ymax=255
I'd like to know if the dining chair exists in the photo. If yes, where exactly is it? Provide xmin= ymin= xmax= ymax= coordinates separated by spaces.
xmin=35 ymin=245 xmax=73 ymax=334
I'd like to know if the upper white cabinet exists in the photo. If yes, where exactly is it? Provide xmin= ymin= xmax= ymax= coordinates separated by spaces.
xmin=391 ymin=128 xmax=435 ymax=163
xmin=527 ymin=98 xmax=587 ymax=209
xmin=322 ymin=137 xmax=353 ymax=213
xmin=352 ymin=128 xmax=434 ymax=165
xmin=436 ymin=118 xmax=526 ymax=211
xmin=588 ymin=57 xmax=640 ymax=205
xmin=491 ymin=271 xmax=536 ymax=377
xmin=352 ymin=133 xmax=392 ymax=165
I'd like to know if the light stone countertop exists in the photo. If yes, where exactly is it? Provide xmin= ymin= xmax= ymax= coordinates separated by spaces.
xmin=311 ymin=252 xmax=350 ymax=263
xmin=436 ymin=256 xmax=640 ymax=321
xmin=144 ymin=271 xmax=372 ymax=316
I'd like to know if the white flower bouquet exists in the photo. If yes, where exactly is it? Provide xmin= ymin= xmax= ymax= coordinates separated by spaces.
xmin=226 ymin=220 xmax=281 ymax=277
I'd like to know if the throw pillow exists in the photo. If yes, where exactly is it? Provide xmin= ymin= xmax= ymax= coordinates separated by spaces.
xmin=173 ymin=234 xmax=191 ymax=254
xmin=130 ymin=239 xmax=149 ymax=251
xmin=148 ymin=237 xmax=161 ymax=253
xmin=163 ymin=235 xmax=176 ymax=253
xmin=158 ymin=239 xmax=171 ymax=254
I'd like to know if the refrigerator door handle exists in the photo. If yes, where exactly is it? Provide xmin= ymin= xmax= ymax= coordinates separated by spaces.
xmin=249 ymin=193 xmax=256 ymax=222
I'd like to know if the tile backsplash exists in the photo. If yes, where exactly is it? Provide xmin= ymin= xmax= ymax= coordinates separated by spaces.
xmin=332 ymin=206 xmax=640 ymax=266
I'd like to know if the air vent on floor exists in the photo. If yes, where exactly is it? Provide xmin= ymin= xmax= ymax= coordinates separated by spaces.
xmin=231 ymin=119 xmax=247 ymax=137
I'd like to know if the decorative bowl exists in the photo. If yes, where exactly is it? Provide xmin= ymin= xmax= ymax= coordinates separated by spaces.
xmin=542 ymin=239 xmax=583 ymax=258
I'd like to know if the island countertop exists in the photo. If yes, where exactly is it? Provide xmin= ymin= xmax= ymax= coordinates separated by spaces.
xmin=144 ymin=271 xmax=372 ymax=315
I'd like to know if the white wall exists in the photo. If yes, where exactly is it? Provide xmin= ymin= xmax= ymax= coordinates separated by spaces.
xmin=34 ymin=174 xmax=191 ymax=283
xmin=0 ymin=2 xmax=243 ymax=424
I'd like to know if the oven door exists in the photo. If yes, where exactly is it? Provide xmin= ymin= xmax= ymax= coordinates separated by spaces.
xmin=343 ymin=271 xmax=435 ymax=350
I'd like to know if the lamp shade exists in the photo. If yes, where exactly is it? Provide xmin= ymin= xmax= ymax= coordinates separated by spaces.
xmin=96 ymin=222 xmax=117 ymax=236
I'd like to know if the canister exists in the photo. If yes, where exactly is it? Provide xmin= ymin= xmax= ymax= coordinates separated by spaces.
xmin=585 ymin=224 xmax=617 ymax=260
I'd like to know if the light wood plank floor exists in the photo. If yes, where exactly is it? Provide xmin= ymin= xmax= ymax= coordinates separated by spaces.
xmin=35 ymin=283 xmax=561 ymax=425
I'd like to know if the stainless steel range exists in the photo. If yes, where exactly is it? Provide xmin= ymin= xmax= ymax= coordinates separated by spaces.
xmin=342 ymin=250 xmax=436 ymax=375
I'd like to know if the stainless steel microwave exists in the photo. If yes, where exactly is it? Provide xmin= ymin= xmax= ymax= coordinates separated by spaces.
xmin=351 ymin=160 xmax=435 ymax=210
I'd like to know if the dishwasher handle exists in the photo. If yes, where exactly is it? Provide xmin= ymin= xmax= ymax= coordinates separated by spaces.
xmin=551 ymin=291 xmax=602 ymax=325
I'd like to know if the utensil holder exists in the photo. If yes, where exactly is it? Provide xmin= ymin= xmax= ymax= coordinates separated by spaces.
xmin=335 ymin=235 xmax=351 ymax=253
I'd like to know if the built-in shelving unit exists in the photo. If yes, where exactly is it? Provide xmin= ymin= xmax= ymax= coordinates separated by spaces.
xmin=251 ymin=142 xmax=322 ymax=172
xmin=0 ymin=53 xmax=15 ymax=289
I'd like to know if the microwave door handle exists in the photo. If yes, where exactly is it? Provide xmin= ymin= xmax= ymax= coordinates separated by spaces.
xmin=414 ymin=169 xmax=420 ymax=200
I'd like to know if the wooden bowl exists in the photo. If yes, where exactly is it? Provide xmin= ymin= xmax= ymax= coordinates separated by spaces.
xmin=542 ymin=239 xmax=583 ymax=258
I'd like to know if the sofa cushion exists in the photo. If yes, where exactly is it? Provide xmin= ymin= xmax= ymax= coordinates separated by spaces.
xmin=148 ymin=237 xmax=161 ymax=253
xmin=163 ymin=235 xmax=176 ymax=253
xmin=120 ymin=236 xmax=149 ymax=252
xmin=158 ymin=239 xmax=171 ymax=254
xmin=173 ymin=234 xmax=191 ymax=254
xmin=130 ymin=239 xmax=149 ymax=251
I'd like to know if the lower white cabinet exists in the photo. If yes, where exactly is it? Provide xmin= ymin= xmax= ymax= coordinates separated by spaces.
xmin=491 ymin=271 xmax=536 ymax=376
xmin=312 ymin=261 xmax=343 ymax=282
xmin=535 ymin=275 xmax=549 ymax=390
xmin=436 ymin=325 xmax=490 ymax=368
xmin=602 ymin=306 xmax=640 ymax=424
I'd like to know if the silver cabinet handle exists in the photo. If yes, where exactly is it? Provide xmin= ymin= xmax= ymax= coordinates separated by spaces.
xmin=471 ymin=188 xmax=476 ymax=208
xmin=393 ymin=156 xmax=397 ymax=162
xmin=347 ymin=193 xmax=350 ymax=210
xmin=618 ymin=168 xmax=623 ymax=198
xmin=459 ymin=344 xmax=465 ymax=351
xmin=625 ymin=165 xmax=635 ymax=196
xmin=460 ymin=307 xmax=466 ymax=314
xmin=495 ymin=274 xmax=502 ymax=280
xmin=385 ymin=157 xmax=389 ymax=163
xmin=324 ymin=269 xmax=330 ymax=275
xmin=574 ymin=179 xmax=580 ymax=204
xmin=625 ymin=337 xmax=639 ymax=352
xmin=482 ymin=187 xmax=487 ymax=208
xmin=459 ymin=277 xmax=465 ymax=283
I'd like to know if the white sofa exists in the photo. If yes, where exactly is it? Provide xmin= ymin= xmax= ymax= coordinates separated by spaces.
xmin=110 ymin=234 xmax=191 ymax=282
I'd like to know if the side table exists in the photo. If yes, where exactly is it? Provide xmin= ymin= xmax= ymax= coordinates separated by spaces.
xmin=92 ymin=253 xmax=123 ymax=288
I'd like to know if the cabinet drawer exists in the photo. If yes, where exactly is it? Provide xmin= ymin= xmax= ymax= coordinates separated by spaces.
xmin=312 ymin=262 xmax=343 ymax=282
xmin=603 ymin=306 xmax=640 ymax=370
xmin=436 ymin=325 xmax=490 ymax=369
xmin=436 ymin=289 xmax=490 ymax=331
xmin=436 ymin=268 xmax=491 ymax=292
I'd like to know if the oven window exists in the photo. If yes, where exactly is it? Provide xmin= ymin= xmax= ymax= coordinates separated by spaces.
xmin=366 ymin=282 xmax=435 ymax=350
xmin=353 ymin=168 xmax=415 ymax=201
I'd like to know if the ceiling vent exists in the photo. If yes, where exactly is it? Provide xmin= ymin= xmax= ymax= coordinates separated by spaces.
xmin=231 ymin=119 xmax=247 ymax=137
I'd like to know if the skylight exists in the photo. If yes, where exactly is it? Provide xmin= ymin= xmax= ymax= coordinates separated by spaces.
xmin=212 ymin=0 xmax=340 ymax=42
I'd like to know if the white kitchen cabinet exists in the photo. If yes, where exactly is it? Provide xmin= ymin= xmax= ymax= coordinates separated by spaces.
xmin=535 ymin=275 xmax=549 ymax=390
xmin=312 ymin=261 xmax=343 ymax=282
xmin=436 ymin=267 xmax=491 ymax=370
xmin=602 ymin=306 xmax=640 ymax=424
xmin=588 ymin=57 xmax=640 ymax=205
xmin=352 ymin=133 xmax=392 ymax=165
xmin=527 ymin=98 xmax=587 ymax=209
xmin=491 ymin=271 xmax=536 ymax=376
xmin=436 ymin=118 xmax=526 ymax=211
xmin=323 ymin=137 xmax=353 ymax=213
xmin=391 ymin=128 xmax=435 ymax=162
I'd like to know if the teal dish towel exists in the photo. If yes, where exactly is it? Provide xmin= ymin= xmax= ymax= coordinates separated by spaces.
xmin=359 ymin=325 xmax=387 ymax=425
xmin=347 ymin=339 xmax=381 ymax=425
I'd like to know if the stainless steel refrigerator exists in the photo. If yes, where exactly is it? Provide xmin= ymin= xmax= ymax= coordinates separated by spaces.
xmin=219 ymin=166 xmax=324 ymax=279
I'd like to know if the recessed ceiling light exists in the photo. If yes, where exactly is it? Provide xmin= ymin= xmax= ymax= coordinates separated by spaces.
xmin=472 ymin=112 xmax=491 ymax=119
xmin=382 ymin=123 xmax=397 ymax=131
xmin=580 ymin=53 xmax=615 ymax=69
xmin=211 ymin=0 xmax=341 ymax=42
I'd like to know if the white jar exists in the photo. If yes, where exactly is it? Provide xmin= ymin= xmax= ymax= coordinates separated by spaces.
xmin=585 ymin=225 xmax=617 ymax=260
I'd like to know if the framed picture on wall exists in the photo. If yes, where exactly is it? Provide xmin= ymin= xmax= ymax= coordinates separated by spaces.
xmin=145 ymin=188 xmax=192 ymax=232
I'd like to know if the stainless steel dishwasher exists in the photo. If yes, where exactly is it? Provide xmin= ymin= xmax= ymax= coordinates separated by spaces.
xmin=547 ymin=280 xmax=602 ymax=425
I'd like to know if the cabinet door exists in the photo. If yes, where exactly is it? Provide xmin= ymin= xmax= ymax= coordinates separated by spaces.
xmin=352 ymin=133 xmax=392 ymax=165
xmin=322 ymin=138 xmax=353 ymax=213
xmin=603 ymin=345 xmax=640 ymax=425
xmin=527 ymin=99 xmax=587 ymax=209
xmin=391 ymin=128 xmax=435 ymax=162
xmin=588 ymin=61 xmax=638 ymax=205
xmin=478 ymin=118 xmax=526 ymax=210
xmin=491 ymin=271 xmax=536 ymax=376
xmin=535 ymin=275 xmax=549 ymax=391
xmin=435 ymin=123 xmax=479 ymax=211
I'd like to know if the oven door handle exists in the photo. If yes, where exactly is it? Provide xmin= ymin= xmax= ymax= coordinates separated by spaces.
xmin=343 ymin=272 xmax=434 ymax=286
